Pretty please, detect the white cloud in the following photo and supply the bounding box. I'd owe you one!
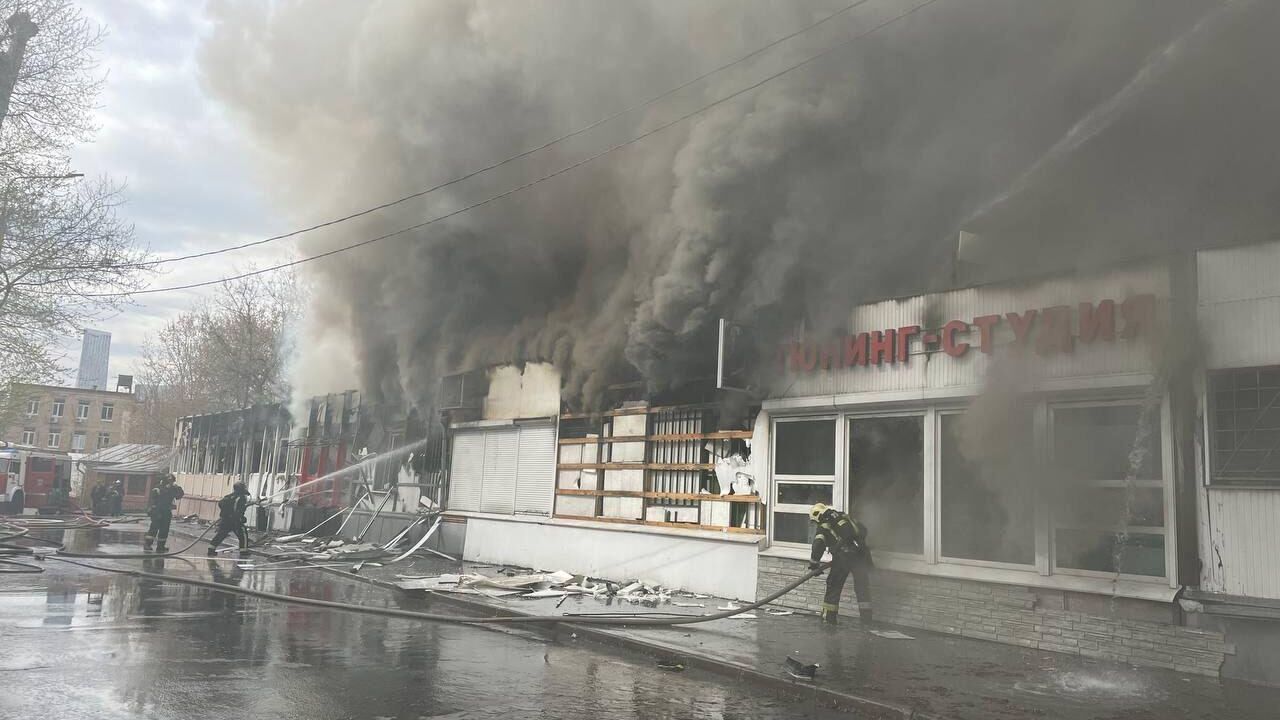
[60,0,289,383]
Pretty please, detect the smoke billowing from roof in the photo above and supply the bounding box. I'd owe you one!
[200,0,1244,413]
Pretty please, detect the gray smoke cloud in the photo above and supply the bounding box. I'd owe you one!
[198,0,1235,414]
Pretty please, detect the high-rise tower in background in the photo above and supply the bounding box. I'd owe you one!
[75,329,111,390]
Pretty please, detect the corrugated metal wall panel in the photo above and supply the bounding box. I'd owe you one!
[1199,243,1280,369]
[777,265,1169,399]
[480,428,518,514]
[448,432,485,511]
[514,424,555,515]
[1204,488,1280,599]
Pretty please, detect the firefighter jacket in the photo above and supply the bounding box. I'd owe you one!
[148,484,185,516]
[218,493,249,525]
[810,510,870,564]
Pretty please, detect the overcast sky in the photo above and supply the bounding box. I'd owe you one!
[63,0,293,384]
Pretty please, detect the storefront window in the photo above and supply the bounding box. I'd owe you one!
[772,419,835,544]
[848,416,923,555]
[1051,402,1165,578]
[940,412,1035,565]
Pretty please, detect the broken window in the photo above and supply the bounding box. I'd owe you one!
[771,418,835,544]
[939,412,1036,565]
[848,416,923,555]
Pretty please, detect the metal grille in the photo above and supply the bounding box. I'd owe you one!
[1209,366,1280,485]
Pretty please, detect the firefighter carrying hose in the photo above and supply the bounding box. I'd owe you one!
[208,482,251,556]
[144,473,184,552]
[808,503,874,626]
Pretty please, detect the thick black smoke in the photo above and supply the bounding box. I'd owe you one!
[199,0,1248,414]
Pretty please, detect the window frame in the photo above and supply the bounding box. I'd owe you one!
[76,400,91,421]
[47,431,61,448]
[21,429,36,445]
[51,399,65,419]
[71,432,86,452]
[769,416,839,548]
[766,390,1176,589]
[100,402,114,422]
[25,399,38,416]
[935,407,1038,572]
[97,432,111,449]
[845,409,930,562]
[1046,397,1175,584]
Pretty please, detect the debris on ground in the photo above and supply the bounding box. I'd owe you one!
[868,629,914,640]
[784,656,819,681]
[656,659,686,672]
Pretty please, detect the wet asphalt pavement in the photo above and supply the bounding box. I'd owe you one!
[0,527,850,720]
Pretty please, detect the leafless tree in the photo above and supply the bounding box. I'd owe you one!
[135,273,299,444]
[0,0,104,169]
[0,1,150,428]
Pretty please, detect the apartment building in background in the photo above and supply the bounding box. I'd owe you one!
[3,383,138,453]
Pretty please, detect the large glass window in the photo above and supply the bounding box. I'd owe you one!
[940,412,1035,565]
[1051,402,1165,578]
[848,416,923,555]
[1208,366,1280,486]
[772,419,835,544]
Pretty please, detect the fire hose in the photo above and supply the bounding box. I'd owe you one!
[41,554,827,626]
[3,519,828,625]
[0,520,216,566]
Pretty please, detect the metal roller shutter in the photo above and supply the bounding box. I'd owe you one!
[448,431,485,511]
[514,424,556,515]
[480,427,518,514]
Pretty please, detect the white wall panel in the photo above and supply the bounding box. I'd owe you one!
[1199,242,1280,369]
[462,515,760,599]
[1202,488,1280,599]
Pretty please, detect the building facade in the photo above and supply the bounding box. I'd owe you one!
[433,243,1280,684]
[3,383,137,454]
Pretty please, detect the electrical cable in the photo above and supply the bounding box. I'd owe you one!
[75,0,944,299]
[89,1,875,272]
[44,555,826,627]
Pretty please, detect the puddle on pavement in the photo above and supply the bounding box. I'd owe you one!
[1,526,854,720]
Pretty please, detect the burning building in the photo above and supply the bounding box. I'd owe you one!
[199,0,1280,684]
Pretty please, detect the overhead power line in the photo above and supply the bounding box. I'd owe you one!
[139,0,875,269]
[81,0,944,298]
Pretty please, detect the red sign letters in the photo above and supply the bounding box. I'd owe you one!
[781,294,1156,373]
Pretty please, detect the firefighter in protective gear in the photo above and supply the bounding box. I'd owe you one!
[144,473,185,552]
[208,481,251,556]
[809,503,873,626]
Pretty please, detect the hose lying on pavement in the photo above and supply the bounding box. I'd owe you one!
[45,554,826,626]
[0,521,216,567]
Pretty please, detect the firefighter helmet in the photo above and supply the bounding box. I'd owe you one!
[809,503,830,522]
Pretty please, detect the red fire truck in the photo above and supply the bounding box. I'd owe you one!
[0,443,73,514]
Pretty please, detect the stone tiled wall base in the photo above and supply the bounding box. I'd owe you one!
[758,556,1227,677]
